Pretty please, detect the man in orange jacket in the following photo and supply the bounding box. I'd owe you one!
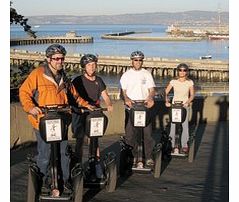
[19,44,93,192]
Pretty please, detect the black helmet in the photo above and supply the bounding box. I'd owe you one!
[176,63,189,71]
[45,44,67,58]
[130,51,144,60]
[80,54,98,68]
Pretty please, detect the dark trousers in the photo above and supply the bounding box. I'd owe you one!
[124,109,154,162]
[72,113,87,163]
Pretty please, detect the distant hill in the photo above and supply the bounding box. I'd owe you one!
[27,10,228,27]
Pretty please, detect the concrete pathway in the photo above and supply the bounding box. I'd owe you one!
[10,121,228,202]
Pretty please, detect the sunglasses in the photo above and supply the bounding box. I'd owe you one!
[51,57,65,61]
[178,69,187,72]
[133,59,143,62]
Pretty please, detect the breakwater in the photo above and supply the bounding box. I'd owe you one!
[101,31,203,41]
[10,49,229,81]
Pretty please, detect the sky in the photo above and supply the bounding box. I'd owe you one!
[11,0,229,16]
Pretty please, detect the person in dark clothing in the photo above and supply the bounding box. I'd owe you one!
[71,54,113,178]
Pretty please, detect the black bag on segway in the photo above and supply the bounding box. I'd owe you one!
[39,112,70,143]
[169,104,187,124]
[129,104,151,127]
[85,111,108,138]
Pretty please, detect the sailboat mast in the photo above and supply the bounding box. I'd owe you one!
[217,4,221,33]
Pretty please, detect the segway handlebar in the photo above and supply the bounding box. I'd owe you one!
[171,101,183,107]
[166,100,184,108]
[39,105,108,115]
[80,107,108,113]
[130,100,148,109]
[132,100,145,103]
[39,104,72,114]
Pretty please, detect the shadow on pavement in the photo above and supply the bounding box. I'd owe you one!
[201,96,229,202]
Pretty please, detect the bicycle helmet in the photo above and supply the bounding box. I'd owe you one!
[80,54,98,68]
[130,51,144,60]
[45,44,67,58]
[176,63,189,71]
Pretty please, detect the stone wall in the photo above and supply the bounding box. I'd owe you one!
[10,95,228,148]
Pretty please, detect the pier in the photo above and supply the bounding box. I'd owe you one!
[10,49,229,81]
[10,31,93,46]
[165,25,229,39]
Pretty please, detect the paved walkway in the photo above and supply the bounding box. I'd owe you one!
[10,121,228,202]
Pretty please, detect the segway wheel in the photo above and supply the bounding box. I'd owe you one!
[27,167,40,202]
[154,149,162,178]
[105,160,117,192]
[188,138,195,163]
[119,149,133,177]
[72,164,84,202]
[73,177,83,202]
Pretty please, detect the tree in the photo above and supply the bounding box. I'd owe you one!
[10,1,37,38]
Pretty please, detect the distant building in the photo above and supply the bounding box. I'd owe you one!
[66,31,78,38]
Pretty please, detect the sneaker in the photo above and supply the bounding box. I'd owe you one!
[95,163,104,179]
[181,147,189,154]
[63,182,72,194]
[41,184,49,194]
[146,159,155,166]
[173,147,179,154]
[136,162,144,169]
[41,177,49,194]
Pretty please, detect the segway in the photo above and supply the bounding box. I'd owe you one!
[27,105,83,202]
[119,101,162,178]
[169,101,195,162]
[81,107,117,192]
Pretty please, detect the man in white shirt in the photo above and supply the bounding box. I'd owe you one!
[120,51,156,168]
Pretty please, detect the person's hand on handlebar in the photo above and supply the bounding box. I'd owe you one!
[124,97,134,108]
[144,98,154,108]
[165,102,171,107]
[29,106,42,116]
[183,102,190,108]
[86,104,95,111]
[107,105,113,112]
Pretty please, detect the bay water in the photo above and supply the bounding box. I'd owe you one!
[10,24,229,91]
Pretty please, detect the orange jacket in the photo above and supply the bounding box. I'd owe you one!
[19,63,89,129]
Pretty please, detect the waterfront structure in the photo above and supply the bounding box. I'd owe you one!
[208,34,229,40]
[10,31,93,46]
[101,31,203,41]
[10,49,229,82]
[165,24,229,40]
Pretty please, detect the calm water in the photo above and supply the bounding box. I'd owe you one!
[10,24,229,60]
[10,24,229,92]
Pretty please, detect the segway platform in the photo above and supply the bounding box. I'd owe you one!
[83,177,106,189]
[40,194,72,201]
[171,151,188,157]
[132,166,152,174]
[39,189,72,201]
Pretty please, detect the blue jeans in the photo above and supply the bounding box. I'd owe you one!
[34,129,70,182]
